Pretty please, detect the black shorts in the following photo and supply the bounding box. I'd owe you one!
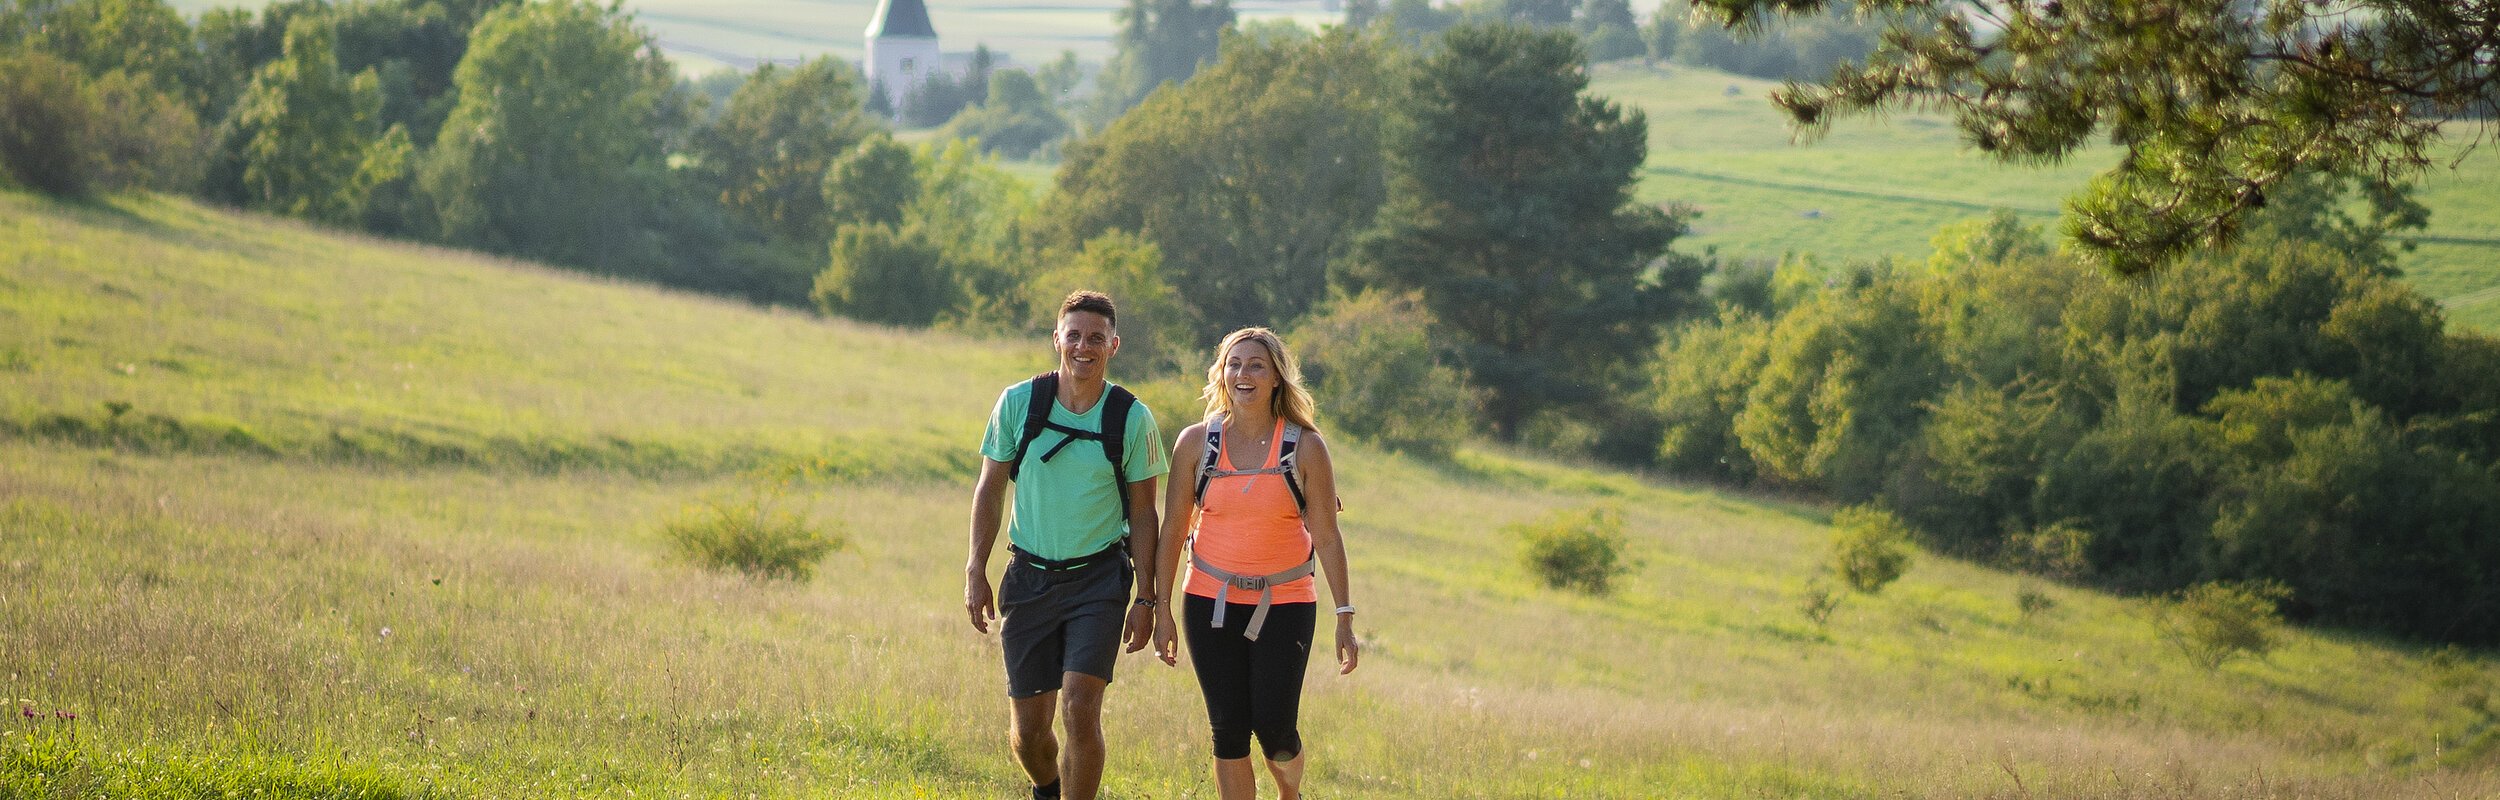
[998,555,1133,698]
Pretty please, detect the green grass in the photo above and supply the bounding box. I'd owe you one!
[4,189,2497,797]
[1593,62,2500,330]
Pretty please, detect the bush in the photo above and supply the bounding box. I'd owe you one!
[1290,290,1479,457]
[1510,506,1633,594]
[2152,580,2291,671]
[663,483,844,581]
[1798,578,1842,626]
[1828,505,1912,594]
[2015,584,2056,623]
[813,223,959,327]
[0,50,104,196]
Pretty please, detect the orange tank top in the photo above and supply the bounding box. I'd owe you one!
[1183,418,1316,604]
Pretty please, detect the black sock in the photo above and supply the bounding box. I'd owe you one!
[1032,779,1061,799]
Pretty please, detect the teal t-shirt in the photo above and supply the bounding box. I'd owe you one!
[981,377,1168,560]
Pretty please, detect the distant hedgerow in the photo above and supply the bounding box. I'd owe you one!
[663,482,843,581]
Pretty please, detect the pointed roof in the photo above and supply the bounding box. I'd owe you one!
[866,0,937,39]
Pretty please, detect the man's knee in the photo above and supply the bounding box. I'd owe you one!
[1012,692,1058,740]
[1058,673,1108,729]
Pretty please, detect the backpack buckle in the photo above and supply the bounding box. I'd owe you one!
[1230,574,1268,591]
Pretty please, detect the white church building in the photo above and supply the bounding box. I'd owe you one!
[864,0,941,108]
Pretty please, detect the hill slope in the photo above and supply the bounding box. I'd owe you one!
[2,190,2496,798]
[1598,63,2500,330]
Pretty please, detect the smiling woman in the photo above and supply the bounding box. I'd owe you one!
[1148,326,1360,800]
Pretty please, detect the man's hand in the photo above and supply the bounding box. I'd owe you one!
[1121,602,1154,653]
[965,571,997,633]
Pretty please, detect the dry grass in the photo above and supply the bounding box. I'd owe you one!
[1,190,2496,797]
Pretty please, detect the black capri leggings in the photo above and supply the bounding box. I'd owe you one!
[1182,594,1316,761]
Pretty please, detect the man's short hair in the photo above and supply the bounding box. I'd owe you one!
[1060,290,1117,328]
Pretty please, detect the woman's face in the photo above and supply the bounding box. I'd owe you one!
[1221,339,1278,414]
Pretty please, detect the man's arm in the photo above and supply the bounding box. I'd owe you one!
[966,457,1013,634]
[1120,475,1160,653]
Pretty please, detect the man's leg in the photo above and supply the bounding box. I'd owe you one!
[1011,691,1060,793]
[1057,672,1110,800]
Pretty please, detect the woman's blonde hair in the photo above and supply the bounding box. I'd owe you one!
[1200,327,1318,432]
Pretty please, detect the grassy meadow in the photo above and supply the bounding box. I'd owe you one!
[6,189,2500,798]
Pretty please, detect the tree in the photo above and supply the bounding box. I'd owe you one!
[1053,28,1393,335]
[1694,0,2500,275]
[419,0,680,273]
[1098,0,1236,117]
[227,18,412,225]
[21,0,194,99]
[1291,290,1480,456]
[1354,23,1695,436]
[824,135,922,230]
[940,69,1073,159]
[692,57,873,243]
[0,49,103,196]
[814,223,958,326]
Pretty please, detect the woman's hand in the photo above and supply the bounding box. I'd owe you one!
[1153,607,1180,666]
[1334,615,1360,674]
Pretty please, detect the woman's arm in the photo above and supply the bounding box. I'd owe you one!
[1298,431,1359,674]
[1150,421,1207,666]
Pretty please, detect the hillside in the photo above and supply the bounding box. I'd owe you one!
[1594,63,2500,331]
[3,189,2497,798]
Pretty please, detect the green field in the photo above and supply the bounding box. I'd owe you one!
[1591,63,2500,330]
[6,189,2498,797]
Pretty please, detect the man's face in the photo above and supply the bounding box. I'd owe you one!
[1053,310,1119,382]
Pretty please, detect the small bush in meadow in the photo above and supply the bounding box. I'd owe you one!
[663,483,843,581]
[2153,580,2291,671]
[1799,579,1842,626]
[1510,506,1632,594]
[1828,505,1912,594]
[2016,584,2057,623]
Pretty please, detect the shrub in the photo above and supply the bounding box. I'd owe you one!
[2015,584,2057,623]
[813,223,958,327]
[1798,578,1842,626]
[0,50,104,196]
[1290,290,1479,458]
[1510,506,1633,594]
[663,483,843,581]
[1828,505,1912,594]
[2152,580,2291,671]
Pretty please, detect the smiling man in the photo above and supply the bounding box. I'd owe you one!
[965,290,1167,800]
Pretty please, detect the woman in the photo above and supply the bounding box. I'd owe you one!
[1150,327,1359,800]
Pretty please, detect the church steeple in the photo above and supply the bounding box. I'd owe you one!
[865,0,941,109]
[866,0,937,39]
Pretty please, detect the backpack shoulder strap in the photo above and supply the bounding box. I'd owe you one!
[1194,416,1224,503]
[1101,384,1136,521]
[1277,424,1307,511]
[1008,372,1058,482]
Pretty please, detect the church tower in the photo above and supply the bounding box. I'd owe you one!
[865,0,940,109]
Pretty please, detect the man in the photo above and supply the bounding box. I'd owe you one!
[966,290,1167,800]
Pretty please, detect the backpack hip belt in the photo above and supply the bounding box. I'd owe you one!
[1009,539,1129,574]
[1191,550,1316,641]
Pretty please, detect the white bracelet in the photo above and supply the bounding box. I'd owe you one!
[1334,605,1356,616]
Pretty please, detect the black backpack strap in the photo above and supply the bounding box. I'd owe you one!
[1194,417,1224,503]
[1100,384,1135,522]
[1008,372,1059,483]
[1009,371,1138,524]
